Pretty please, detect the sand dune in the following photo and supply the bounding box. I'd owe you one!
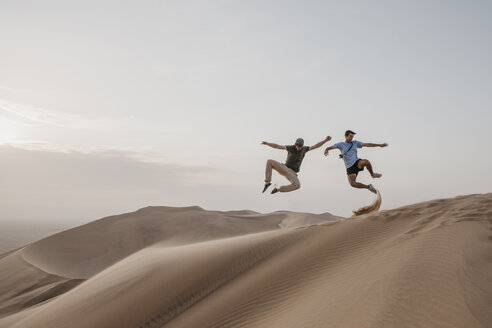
[0,220,79,255]
[1,194,491,328]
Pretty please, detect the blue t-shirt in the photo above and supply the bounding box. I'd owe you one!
[332,140,365,168]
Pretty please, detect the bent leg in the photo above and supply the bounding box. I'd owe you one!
[348,174,368,189]
[358,159,375,177]
[272,163,301,192]
[279,172,300,192]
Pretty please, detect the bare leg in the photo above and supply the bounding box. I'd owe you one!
[358,159,382,178]
[348,174,369,189]
[358,159,375,177]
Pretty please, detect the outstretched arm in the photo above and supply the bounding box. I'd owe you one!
[261,141,286,150]
[324,145,335,156]
[363,143,388,148]
[308,136,332,151]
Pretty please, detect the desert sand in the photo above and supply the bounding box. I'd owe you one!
[0,194,491,328]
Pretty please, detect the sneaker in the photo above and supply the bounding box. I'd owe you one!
[368,184,377,194]
[262,182,272,193]
[271,187,279,194]
[372,173,382,178]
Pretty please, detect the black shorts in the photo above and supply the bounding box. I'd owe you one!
[346,159,364,176]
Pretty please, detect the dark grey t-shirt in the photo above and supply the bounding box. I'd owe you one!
[285,145,310,173]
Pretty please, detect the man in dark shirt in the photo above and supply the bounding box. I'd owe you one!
[261,136,331,194]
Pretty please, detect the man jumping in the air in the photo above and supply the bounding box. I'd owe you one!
[262,136,331,194]
[324,130,388,194]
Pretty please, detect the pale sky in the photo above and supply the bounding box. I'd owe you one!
[0,0,491,224]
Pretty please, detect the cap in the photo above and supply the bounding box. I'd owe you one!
[345,130,356,136]
[295,138,304,146]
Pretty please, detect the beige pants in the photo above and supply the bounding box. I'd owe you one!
[265,159,301,192]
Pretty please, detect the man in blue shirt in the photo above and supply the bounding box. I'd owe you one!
[324,130,388,194]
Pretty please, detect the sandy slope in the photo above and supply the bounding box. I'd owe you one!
[0,206,339,327]
[1,194,491,328]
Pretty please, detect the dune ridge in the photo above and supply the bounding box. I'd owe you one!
[1,194,491,328]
